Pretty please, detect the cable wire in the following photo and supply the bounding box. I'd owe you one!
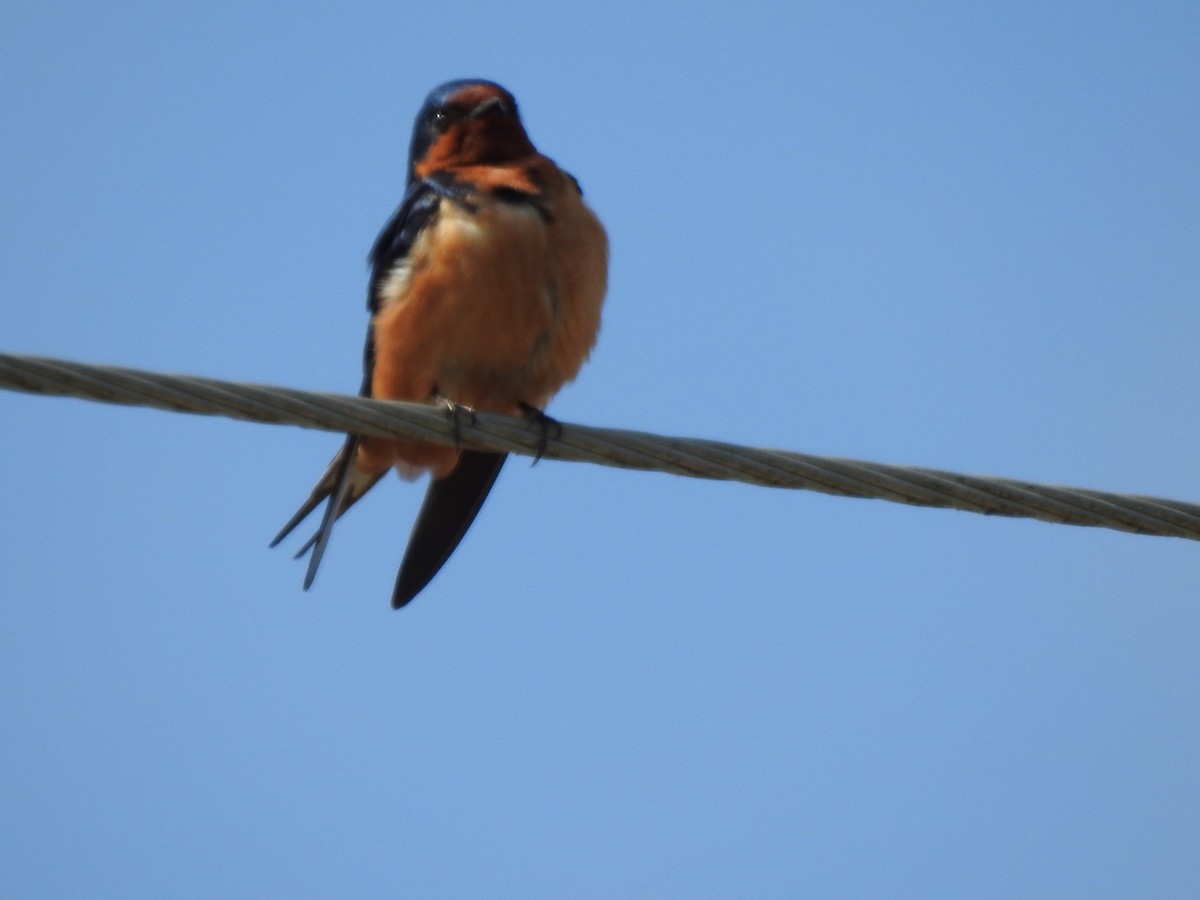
[2,351,1198,542]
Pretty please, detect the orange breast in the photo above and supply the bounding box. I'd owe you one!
[359,162,607,479]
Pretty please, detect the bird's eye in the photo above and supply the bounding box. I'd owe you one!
[432,106,458,130]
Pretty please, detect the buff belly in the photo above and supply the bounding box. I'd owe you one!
[359,193,605,478]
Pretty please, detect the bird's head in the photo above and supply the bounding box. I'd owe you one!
[408,79,536,181]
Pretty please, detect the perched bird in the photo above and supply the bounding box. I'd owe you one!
[272,79,608,608]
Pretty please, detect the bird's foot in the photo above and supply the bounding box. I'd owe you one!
[436,395,477,448]
[518,402,562,464]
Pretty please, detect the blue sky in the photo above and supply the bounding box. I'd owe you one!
[2,2,1198,896]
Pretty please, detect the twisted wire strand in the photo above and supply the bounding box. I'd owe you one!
[2,351,1198,542]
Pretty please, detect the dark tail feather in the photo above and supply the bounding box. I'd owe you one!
[392,451,507,608]
[289,461,386,561]
[300,439,358,590]
[272,436,384,590]
[270,489,328,550]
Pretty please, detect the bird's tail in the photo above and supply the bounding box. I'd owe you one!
[271,436,386,589]
[392,451,507,608]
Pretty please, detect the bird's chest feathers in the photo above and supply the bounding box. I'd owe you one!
[373,197,559,404]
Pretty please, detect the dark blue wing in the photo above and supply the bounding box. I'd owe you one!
[367,173,480,314]
[367,180,442,315]
[274,174,508,606]
[272,178,449,578]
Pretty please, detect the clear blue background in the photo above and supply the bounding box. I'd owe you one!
[2,2,1198,897]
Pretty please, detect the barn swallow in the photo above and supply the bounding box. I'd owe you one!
[272,79,608,608]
